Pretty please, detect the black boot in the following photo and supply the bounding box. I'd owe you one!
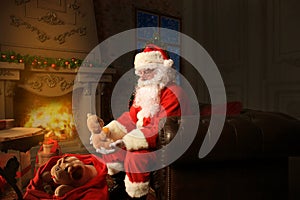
[108,172,127,200]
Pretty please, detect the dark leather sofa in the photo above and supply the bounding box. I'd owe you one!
[151,109,300,200]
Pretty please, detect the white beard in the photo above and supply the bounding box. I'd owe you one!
[134,85,160,120]
[134,66,175,128]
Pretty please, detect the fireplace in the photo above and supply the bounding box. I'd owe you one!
[14,89,76,141]
[1,62,116,147]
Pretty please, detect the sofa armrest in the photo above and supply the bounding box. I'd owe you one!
[157,116,181,148]
[151,116,180,200]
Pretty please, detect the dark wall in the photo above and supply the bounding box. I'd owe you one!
[92,0,300,118]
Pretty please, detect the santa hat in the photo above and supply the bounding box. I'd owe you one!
[134,44,174,71]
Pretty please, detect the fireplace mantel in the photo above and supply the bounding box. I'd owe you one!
[18,67,116,97]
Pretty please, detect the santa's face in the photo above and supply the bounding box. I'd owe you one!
[136,68,156,81]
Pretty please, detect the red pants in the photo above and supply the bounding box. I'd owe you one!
[103,149,156,182]
[102,149,156,198]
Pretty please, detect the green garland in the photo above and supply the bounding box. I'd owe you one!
[0,51,102,69]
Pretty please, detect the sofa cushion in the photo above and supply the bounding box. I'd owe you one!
[200,101,243,117]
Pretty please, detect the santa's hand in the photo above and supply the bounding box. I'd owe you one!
[90,131,108,145]
[109,139,125,149]
[90,134,111,149]
[95,147,116,154]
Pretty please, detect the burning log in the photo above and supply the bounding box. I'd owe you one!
[23,102,77,141]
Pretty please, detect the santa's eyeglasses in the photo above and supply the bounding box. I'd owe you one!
[136,68,156,76]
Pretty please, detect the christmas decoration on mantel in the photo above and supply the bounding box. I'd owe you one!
[0,51,103,70]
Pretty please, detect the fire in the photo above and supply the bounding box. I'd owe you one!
[24,102,77,140]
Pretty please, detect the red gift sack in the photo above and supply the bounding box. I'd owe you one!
[23,154,108,200]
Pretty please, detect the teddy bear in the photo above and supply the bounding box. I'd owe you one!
[86,113,125,149]
[47,156,98,197]
[40,171,55,195]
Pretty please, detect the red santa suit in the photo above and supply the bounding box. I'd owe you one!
[98,44,192,198]
[102,83,191,198]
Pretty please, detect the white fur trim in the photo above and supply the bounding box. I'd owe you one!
[164,59,174,67]
[105,120,127,135]
[135,63,165,71]
[123,129,149,151]
[106,162,124,175]
[136,111,145,128]
[124,175,150,198]
[135,51,164,65]
[134,51,173,70]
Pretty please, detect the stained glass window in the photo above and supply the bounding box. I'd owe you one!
[136,10,181,72]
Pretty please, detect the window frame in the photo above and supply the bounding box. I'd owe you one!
[135,9,182,73]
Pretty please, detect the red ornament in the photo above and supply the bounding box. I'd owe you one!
[44,61,48,65]
[19,59,24,63]
[10,55,15,60]
[51,63,56,68]
[31,62,37,66]
[1,54,6,59]
[71,58,76,62]
[65,61,70,65]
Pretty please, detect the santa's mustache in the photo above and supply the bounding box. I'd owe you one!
[136,66,175,88]
[138,78,158,87]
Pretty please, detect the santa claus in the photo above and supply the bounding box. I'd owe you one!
[90,44,191,199]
